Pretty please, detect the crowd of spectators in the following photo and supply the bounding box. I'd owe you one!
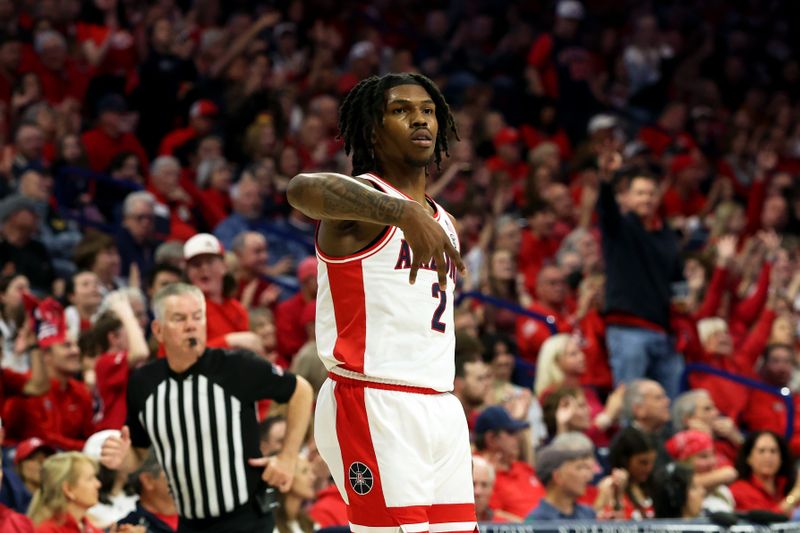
[0,0,799,530]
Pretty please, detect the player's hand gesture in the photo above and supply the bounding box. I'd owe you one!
[249,453,296,492]
[399,201,465,289]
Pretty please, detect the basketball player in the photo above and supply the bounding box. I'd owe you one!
[287,73,477,532]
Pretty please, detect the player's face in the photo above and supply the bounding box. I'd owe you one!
[374,84,439,170]
[153,293,207,357]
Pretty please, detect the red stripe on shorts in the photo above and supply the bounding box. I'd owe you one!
[429,503,477,525]
[333,382,430,527]
[327,262,367,373]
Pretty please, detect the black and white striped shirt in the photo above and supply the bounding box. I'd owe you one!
[126,348,296,527]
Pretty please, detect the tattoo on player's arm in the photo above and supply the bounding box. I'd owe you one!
[322,177,406,224]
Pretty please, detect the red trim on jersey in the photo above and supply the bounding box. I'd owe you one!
[329,372,441,395]
[315,226,397,263]
[327,263,368,373]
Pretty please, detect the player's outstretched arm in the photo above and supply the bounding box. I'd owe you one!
[288,172,465,288]
[287,172,408,226]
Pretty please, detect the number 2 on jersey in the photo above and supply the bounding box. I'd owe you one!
[431,283,447,333]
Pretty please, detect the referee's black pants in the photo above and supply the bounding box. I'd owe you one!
[178,505,275,533]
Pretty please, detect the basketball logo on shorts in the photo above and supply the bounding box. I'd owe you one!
[348,462,373,495]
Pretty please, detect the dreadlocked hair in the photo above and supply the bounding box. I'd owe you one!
[338,73,459,176]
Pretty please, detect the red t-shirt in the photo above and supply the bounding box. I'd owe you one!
[515,302,572,363]
[0,368,28,409]
[24,59,89,105]
[0,504,34,533]
[81,127,148,173]
[33,514,103,533]
[577,309,613,390]
[730,475,788,514]
[308,485,348,527]
[205,296,249,345]
[75,23,137,77]
[275,292,312,361]
[2,377,94,450]
[151,511,179,531]
[527,33,559,99]
[94,350,130,431]
[662,186,707,218]
[487,460,545,518]
[159,126,197,156]
[518,229,560,294]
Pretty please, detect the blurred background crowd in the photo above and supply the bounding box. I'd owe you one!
[0,0,800,530]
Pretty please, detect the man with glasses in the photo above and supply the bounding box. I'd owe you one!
[117,191,162,280]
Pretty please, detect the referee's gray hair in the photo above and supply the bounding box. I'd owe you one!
[152,283,205,321]
[671,389,710,431]
[122,191,156,217]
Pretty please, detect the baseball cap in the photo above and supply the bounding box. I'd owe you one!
[587,114,617,135]
[556,0,585,20]
[665,430,713,461]
[297,256,318,282]
[535,438,593,485]
[15,437,55,464]
[474,405,529,434]
[493,127,521,148]
[184,233,224,261]
[189,99,219,119]
[83,429,121,461]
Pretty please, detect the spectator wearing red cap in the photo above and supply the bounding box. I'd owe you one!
[671,389,742,467]
[159,99,218,157]
[486,127,529,185]
[2,298,94,451]
[275,257,317,363]
[661,154,710,219]
[665,430,736,514]
[81,94,148,173]
[182,233,262,354]
[14,437,55,497]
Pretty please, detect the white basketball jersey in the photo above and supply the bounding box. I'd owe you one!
[315,173,460,392]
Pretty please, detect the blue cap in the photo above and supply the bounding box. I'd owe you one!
[475,405,530,434]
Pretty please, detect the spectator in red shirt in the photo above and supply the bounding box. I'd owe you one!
[740,344,800,455]
[518,199,559,294]
[670,389,742,467]
[27,452,103,533]
[147,156,201,242]
[88,291,149,431]
[27,30,88,106]
[231,231,282,311]
[474,405,543,520]
[182,233,262,353]
[661,154,709,220]
[159,99,218,157]
[516,265,572,362]
[81,94,148,174]
[486,127,529,186]
[730,431,800,515]
[274,256,317,362]
[3,298,94,451]
[63,271,102,342]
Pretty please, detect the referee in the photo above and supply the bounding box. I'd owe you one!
[101,283,313,533]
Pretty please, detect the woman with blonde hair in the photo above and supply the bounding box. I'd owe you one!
[28,452,103,532]
[535,333,625,445]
